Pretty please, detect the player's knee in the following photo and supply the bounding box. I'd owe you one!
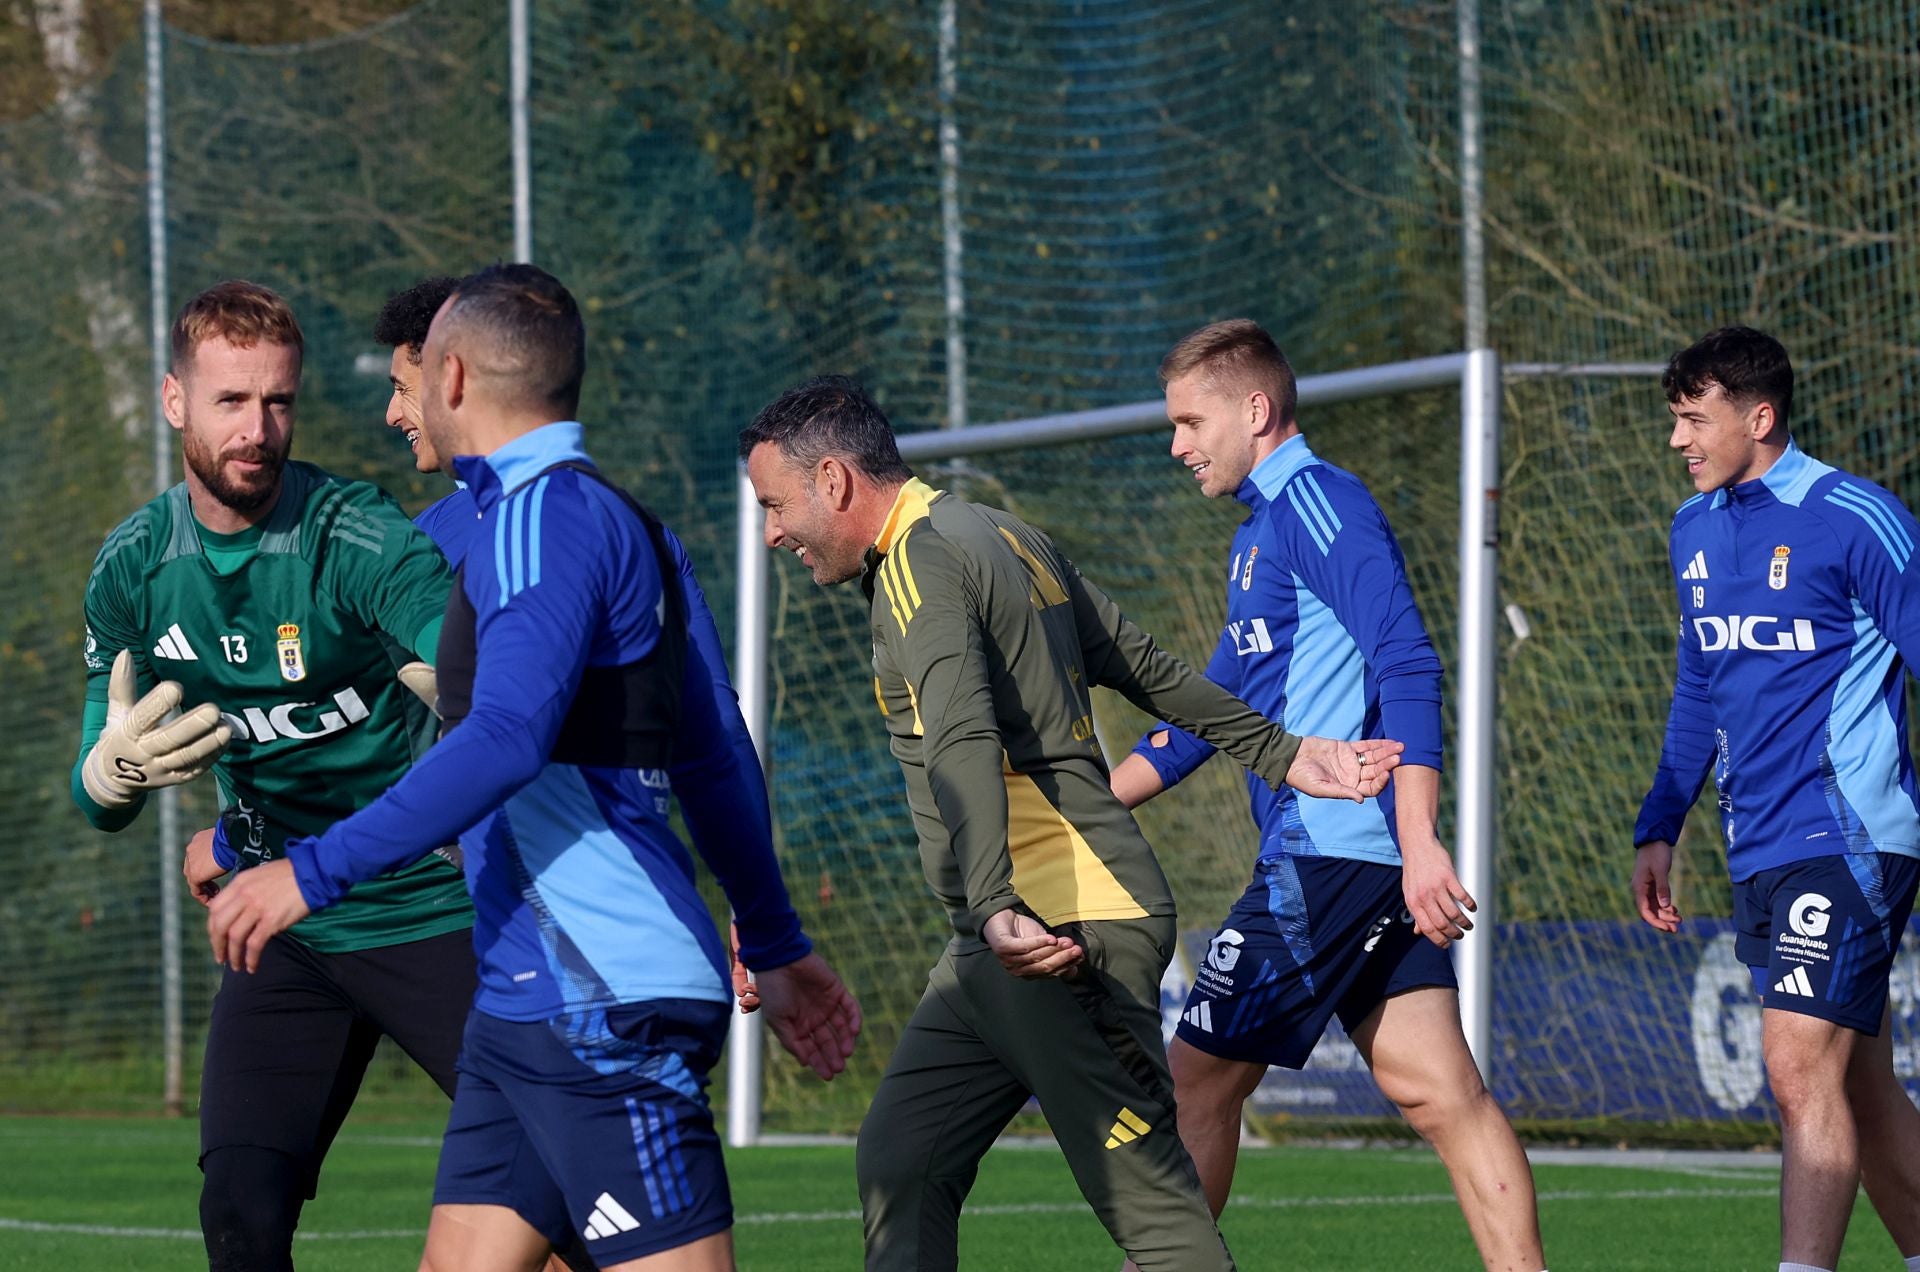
[855,1125,918,1198]
[200,1145,305,1272]
[1381,1069,1482,1141]
[1169,1041,1263,1116]
[857,1122,970,1211]
[1765,1038,1851,1117]
[1767,1053,1846,1118]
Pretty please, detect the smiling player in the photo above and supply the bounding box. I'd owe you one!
[1635,326,1920,1272]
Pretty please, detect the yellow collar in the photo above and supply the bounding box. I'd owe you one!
[873,477,942,554]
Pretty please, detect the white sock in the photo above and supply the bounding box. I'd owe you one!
[1778,1263,1831,1272]
[1903,1256,1920,1272]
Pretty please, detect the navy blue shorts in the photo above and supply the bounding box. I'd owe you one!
[1733,851,1919,1034]
[1174,855,1456,1068]
[434,999,733,1263]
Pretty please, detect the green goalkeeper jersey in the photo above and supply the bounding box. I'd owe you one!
[73,461,471,953]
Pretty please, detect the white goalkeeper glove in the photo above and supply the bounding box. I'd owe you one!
[396,661,439,717]
[81,649,232,810]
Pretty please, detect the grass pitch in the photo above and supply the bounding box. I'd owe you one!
[0,1113,1899,1269]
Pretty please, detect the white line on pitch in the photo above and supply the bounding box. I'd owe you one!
[0,1186,1774,1243]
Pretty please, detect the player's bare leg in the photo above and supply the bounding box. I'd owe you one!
[1846,1004,1920,1256]
[1166,1038,1268,1217]
[1115,1039,1263,1272]
[1848,1007,1920,1254]
[1763,1009,1860,1268]
[1352,987,1543,1272]
[599,1231,732,1271]
[423,1204,734,1272]
[421,1203,554,1272]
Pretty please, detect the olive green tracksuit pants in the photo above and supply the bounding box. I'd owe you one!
[856,914,1235,1272]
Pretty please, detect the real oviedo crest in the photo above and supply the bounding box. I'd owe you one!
[1768,545,1790,592]
[277,623,307,682]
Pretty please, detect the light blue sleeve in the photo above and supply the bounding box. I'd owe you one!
[1277,468,1445,767]
[1834,479,1920,666]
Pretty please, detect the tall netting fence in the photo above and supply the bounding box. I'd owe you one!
[3,0,1918,1142]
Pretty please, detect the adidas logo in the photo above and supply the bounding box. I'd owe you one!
[1681,550,1710,581]
[152,623,198,661]
[1103,1106,1152,1150]
[1772,966,1816,998]
[582,1191,642,1241]
[1182,1002,1214,1033]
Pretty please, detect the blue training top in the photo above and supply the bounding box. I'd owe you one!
[410,481,773,948]
[1131,435,1444,865]
[288,421,809,1020]
[1635,441,1920,881]
[413,482,479,567]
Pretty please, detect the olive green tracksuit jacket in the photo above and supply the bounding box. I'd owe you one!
[855,477,1304,1272]
[863,476,1302,943]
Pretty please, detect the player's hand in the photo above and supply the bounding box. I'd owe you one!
[753,952,861,1080]
[730,922,761,1014]
[1632,840,1682,933]
[82,650,231,809]
[1400,835,1475,948]
[1285,735,1404,803]
[981,909,1084,980]
[183,826,228,907]
[397,661,439,717]
[206,859,310,973]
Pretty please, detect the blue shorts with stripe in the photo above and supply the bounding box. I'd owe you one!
[434,999,732,1263]
[1733,851,1919,1034]
[1174,855,1455,1069]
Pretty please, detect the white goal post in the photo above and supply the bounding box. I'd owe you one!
[726,350,1664,1146]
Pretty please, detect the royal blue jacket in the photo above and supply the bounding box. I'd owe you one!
[1635,442,1920,881]
[1131,435,1444,864]
[288,422,808,1019]
[413,483,479,566]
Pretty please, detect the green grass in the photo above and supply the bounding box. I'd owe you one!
[0,1114,1902,1269]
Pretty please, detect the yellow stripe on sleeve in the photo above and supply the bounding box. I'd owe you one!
[894,530,924,610]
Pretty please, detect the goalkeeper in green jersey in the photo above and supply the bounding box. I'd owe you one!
[73,281,476,1272]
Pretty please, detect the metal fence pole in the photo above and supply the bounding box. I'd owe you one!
[144,0,185,1120]
[509,0,532,262]
[937,0,968,430]
[1458,0,1487,350]
[1454,347,1502,1080]
[727,470,770,1146]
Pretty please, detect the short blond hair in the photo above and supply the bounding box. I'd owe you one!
[170,280,303,374]
[1159,319,1296,426]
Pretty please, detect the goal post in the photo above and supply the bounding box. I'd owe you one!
[727,351,1664,1144]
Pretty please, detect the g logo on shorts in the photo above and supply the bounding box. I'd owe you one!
[1205,929,1244,974]
[1788,893,1831,939]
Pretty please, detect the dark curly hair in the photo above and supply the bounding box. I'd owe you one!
[373,275,459,364]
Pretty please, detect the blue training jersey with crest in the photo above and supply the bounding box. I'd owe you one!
[1635,441,1920,881]
[1131,435,1444,864]
[288,421,808,1020]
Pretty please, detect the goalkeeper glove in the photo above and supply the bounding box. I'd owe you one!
[396,661,439,717]
[81,650,232,810]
